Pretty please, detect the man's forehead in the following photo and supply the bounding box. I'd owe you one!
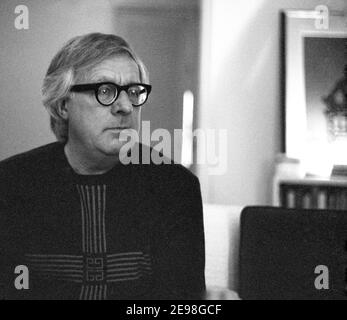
[80,56,140,83]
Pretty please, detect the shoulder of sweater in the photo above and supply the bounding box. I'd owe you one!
[0,141,63,177]
[139,143,199,185]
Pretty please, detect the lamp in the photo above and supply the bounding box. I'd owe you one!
[323,65,347,137]
[322,65,347,177]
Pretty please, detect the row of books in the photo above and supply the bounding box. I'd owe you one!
[279,183,347,210]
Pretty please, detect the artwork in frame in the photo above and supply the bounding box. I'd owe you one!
[283,9,347,176]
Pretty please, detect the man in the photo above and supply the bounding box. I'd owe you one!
[0,33,205,300]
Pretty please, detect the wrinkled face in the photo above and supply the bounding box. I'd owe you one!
[65,55,142,157]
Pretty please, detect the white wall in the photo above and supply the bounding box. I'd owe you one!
[198,0,347,206]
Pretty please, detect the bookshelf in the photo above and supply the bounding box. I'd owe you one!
[273,178,347,210]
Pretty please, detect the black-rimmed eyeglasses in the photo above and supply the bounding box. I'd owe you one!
[69,82,152,107]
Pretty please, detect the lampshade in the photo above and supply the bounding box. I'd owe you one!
[323,66,347,137]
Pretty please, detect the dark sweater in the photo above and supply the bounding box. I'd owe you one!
[0,142,205,300]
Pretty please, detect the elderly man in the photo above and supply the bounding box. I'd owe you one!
[0,33,205,300]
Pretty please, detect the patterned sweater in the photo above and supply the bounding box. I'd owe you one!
[0,142,205,300]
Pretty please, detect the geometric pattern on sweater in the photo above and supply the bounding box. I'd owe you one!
[25,184,152,300]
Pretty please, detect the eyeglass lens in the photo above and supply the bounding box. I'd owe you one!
[97,84,148,106]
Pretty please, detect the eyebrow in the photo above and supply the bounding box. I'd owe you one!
[89,77,143,86]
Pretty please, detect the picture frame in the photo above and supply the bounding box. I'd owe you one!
[283,9,347,174]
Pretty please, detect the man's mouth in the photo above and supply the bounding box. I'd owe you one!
[107,126,131,130]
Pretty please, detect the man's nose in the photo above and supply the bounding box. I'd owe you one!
[110,90,133,115]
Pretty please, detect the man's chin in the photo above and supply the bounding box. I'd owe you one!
[96,142,119,156]
[103,147,121,156]
[100,140,130,157]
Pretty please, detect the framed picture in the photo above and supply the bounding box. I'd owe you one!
[283,9,347,175]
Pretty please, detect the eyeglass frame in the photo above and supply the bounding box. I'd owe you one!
[69,82,152,107]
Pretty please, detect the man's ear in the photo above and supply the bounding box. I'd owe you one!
[58,99,69,120]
